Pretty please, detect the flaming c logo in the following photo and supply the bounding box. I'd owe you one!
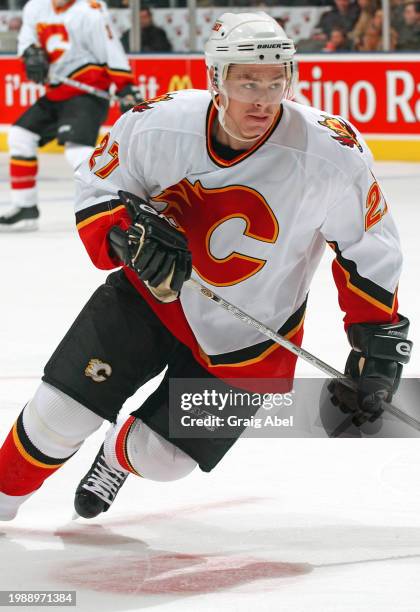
[37,23,70,63]
[152,180,279,287]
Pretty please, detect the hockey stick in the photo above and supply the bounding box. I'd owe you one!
[49,74,116,101]
[51,75,145,109]
[185,278,420,432]
[48,76,129,102]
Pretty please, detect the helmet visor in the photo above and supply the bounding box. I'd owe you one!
[220,62,295,105]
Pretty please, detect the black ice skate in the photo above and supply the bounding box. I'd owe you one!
[74,444,128,519]
[0,205,39,231]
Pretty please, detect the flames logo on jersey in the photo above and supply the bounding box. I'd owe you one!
[37,23,70,63]
[84,359,112,383]
[318,115,363,153]
[132,94,174,113]
[152,179,279,287]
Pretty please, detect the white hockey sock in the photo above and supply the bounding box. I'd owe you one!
[103,416,197,481]
[9,126,40,208]
[0,383,103,520]
[23,382,104,458]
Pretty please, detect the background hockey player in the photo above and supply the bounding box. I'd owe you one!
[0,0,142,231]
[0,12,412,521]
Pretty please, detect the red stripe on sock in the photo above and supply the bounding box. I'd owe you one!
[0,426,61,496]
[115,416,139,475]
[11,180,36,190]
[10,160,38,191]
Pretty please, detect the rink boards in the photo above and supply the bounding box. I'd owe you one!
[0,52,419,161]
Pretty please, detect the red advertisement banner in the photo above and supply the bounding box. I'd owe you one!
[296,55,420,136]
[1,54,419,136]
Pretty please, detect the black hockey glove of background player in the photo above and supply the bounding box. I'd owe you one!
[22,45,49,84]
[117,84,144,114]
[328,316,412,424]
[108,191,192,303]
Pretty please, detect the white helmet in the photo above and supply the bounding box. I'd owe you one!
[205,12,296,91]
[205,12,297,142]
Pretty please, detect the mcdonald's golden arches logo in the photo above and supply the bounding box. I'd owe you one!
[168,74,193,91]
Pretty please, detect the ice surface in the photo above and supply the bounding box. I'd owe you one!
[0,153,420,611]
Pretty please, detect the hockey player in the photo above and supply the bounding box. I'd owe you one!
[0,12,412,521]
[0,0,142,231]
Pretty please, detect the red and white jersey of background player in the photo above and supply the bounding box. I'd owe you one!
[18,0,133,101]
[75,89,401,380]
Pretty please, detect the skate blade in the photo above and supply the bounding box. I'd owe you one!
[0,219,39,232]
[72,511,80,520]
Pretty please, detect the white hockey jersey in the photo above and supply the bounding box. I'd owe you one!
[74,90,401,380]
[19,0,133,101]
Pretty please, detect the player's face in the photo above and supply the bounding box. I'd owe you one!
[221,64,288,140]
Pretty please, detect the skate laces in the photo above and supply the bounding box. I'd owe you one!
[82,454,127,505]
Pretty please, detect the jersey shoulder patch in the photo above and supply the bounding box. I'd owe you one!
[131,93,175,114]
[318,114,363,153]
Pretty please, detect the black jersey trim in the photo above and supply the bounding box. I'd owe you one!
[15,410,73,467]
[68,63,106,78]
[206,296,307,366]
[75,200,121,225]
[212,139,247,161]
[47,63,107,88]
[328,240,396,308]
[206,101,282,168]
[10,156,37,162]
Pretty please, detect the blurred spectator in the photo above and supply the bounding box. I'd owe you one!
[8,15,22,32]
[1,0,26,6]
[371,7,384,29]
[323,26,352,49]
[296,28,328,52]
[371,8,399,48]
[317,0,360,38]
[397,1,420,49]
[391,0,407,30]
[263,0,337,4]
[122,7,172,52]
[354,12,398,50]
[274,16,288,30]
[0,13,21,51]
[350,0,378,47]
[356,23,382,49]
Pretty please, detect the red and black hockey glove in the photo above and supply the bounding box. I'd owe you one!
[108,191,192,302]
[23,45,49,84]
[328,316,412,425]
